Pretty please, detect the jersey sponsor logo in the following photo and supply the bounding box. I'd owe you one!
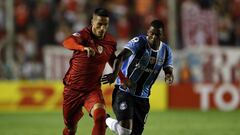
[135,62,159,74]
[97,45,103,54]
[150,57,156,64]
[119,101,127,110]
[140,67,158,74]
[143,68,154,73]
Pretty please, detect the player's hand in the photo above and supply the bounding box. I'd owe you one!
[101,73,117,85]
[84,47,95,57]
[165,74,174,85]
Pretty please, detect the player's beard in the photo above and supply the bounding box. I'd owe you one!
[97,31,105,39]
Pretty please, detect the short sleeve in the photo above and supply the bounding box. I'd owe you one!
[72,32,81,37]
[124,37,141,55]
[72,31,89,45]
[163,46,173,69]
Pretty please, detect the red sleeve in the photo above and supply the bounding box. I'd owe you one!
[62,35,85,51]
[118,71,128,83]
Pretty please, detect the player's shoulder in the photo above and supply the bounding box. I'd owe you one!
[161,42,173,52]
[129,35,147,45]
[161,42,168,48]
[73,26,91,40]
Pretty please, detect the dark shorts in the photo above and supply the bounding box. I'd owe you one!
[112,85,150,135]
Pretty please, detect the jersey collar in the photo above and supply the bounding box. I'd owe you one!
[147,40,162,52]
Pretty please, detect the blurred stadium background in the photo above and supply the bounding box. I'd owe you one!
[0,0,240,135]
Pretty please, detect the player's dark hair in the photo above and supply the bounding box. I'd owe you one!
[94,8,109,17]
[151,20,164,30]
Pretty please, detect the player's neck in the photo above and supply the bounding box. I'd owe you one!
[95,35,104,39]
[149,41,160,51]
[91,32,103,40]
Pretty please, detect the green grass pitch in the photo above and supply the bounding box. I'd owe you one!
[0,110,240,135]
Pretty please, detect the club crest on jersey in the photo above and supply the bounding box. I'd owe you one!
[119,101,127,110]
[97,45,103,54]
[150,57,156,64]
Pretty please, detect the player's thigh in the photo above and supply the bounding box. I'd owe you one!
[63,87,85,126]
[132,98,150,135]
[84,89,105,114]
[112,87,134,121]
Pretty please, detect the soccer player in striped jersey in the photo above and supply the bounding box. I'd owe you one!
[101,19,174,135]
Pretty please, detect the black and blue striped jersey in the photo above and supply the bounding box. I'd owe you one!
[116,35,173,98]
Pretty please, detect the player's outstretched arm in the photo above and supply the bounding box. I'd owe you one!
[62,36,85,51]
[62,36,95,57]
[101,49,132,84]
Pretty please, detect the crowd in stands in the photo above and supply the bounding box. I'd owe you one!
[175,49,240,84]
[178,0,240,48]
[0,0,239,80]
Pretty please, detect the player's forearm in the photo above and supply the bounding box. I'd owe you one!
[62,36,84,51]
[113,57,129,83]
[112,49,132,81]
[107,55,126,81]
[112,57,123,77]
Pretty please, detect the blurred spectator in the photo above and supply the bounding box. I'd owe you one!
[230,0,240,21]
[14,0,29,32]
[109,0,130,41]
[181,0,218,48]
[18,26,38,60]
[116,14,130,40]
[55,22,72,44]
[217,53,231,83]
[20,59,43,79]
[217,14,235,46]
[214,0,235,46]
[72,11,88,32]
[179,59,192,83]
[198,0,213,9]
[155,0,169,42]
[34,2,56,47]
[135,0,153,17]
[231,58,240,83]
[0,2,5,40]
[202,54,215,83]
[233,19,240,46]
[15,25,43,79]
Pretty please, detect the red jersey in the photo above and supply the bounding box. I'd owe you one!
[63,26,116,91]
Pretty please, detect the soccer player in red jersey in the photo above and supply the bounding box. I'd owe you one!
[62,8,117,135]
